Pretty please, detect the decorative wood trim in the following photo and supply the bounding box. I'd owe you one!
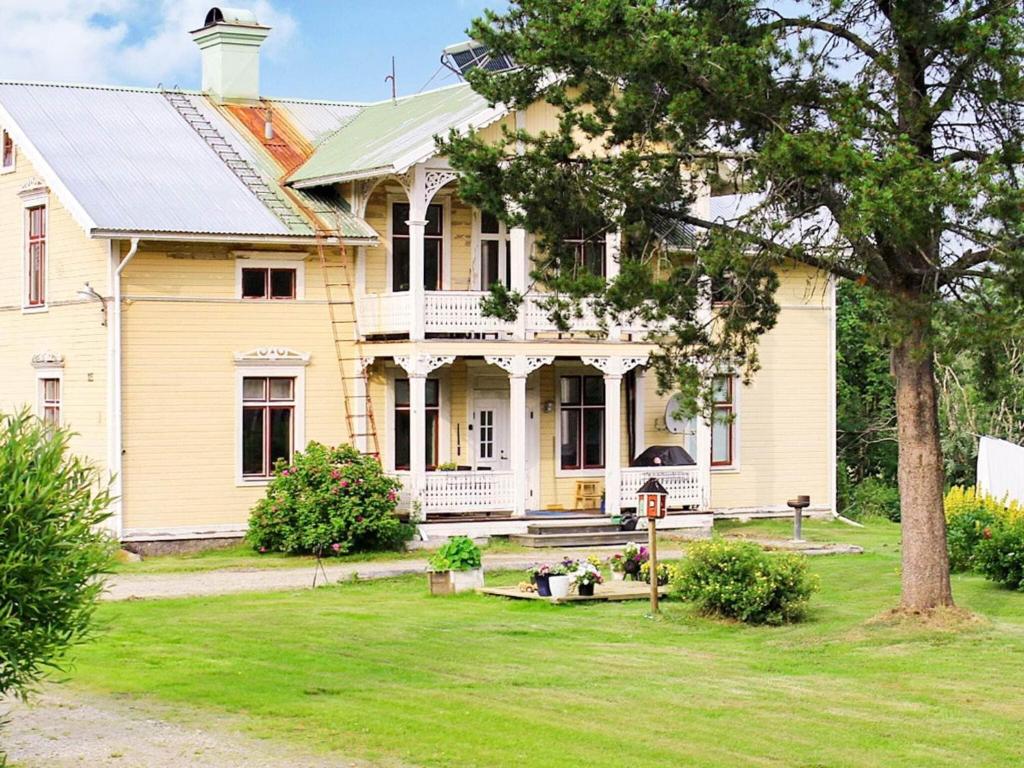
[17,177,48,199]
[581,355,649,377]
[31,351,64,369]
[484,355,554,378]
[233,347,311,366]
[394,354,455,377]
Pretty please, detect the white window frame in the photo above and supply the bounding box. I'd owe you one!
[554,363,607,479]
[234,257,305,300]
[21,189,48,313]
[473,208,511,291]
[35,368,63,426]
[710,373,741,473]
[234,360,307,487]
[385,193,452,294]
[1,127,15,174]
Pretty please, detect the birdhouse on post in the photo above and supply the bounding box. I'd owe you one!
[637,478,668,520]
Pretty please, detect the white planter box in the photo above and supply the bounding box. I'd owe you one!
[449,568,484,593]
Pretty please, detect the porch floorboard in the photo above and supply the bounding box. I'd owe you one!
[480,581,669,604]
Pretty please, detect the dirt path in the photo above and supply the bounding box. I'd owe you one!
[103,548,686,601]
[2,688,380,768]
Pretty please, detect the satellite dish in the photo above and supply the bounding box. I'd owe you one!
[664,395,691,435]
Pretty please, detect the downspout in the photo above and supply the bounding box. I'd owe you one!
[107,237,140,540]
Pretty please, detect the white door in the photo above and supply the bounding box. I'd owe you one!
[474,396,510,471]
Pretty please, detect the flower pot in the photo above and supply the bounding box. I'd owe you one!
[548,574,571,600]
[610,571,625,582]
[534,574,552,597]
[450,568,484,594]
[577,582,595,596]
[428,571,453,596]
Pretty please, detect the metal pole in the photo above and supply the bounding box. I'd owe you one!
[794,506,803,542]
[648,517,659,615]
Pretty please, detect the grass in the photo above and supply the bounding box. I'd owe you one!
[71,518,1024,767]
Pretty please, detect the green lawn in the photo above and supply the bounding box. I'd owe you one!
[74,519,1024,767]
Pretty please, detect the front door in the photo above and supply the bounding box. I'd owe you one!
[474,396,510,471]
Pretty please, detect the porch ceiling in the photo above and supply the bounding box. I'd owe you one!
[360,340,660,361]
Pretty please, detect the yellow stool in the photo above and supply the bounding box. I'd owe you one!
[574,480,602,510]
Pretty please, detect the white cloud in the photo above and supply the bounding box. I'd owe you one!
[0,0,297,87]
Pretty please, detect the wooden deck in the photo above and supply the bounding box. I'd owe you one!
[479,580,669,604]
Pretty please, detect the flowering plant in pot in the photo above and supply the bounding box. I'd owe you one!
[547,558,575,599]
[571,560,604,596]
[619,542,649,580]
[427,536,483,595]
[608,553,626,581]
[529,563,554,597]
[640,560,675,586]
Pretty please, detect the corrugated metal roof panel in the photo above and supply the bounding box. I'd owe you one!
[287,83,493,185]
[267,99,363,145]
[0,82,293,236]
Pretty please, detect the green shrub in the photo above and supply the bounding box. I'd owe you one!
[974,520,1024,590]
[0,410,114,701]
[428,536,482,571]
[944,486,1023,573]
[845,477,901,521]
[247,442,411,555]
[675,539,818,625]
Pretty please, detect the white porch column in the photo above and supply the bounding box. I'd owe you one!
[510,226,528,340]
[395,354,455,517]
[486,355,553,516]
[353,356,374,453]
[696,275,714,509]
[605,229,622,341]
[583,355,649,517]
[407,215,427,340]
[633,366,647,461]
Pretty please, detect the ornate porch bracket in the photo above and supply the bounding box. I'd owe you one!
[484,355,554,378]
[394,354,455,377]
[581,355,649,377]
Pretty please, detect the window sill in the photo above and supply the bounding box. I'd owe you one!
[22,305,48,315]
[0,167,15,175]
[236,478,271,488]
[711,465,740,474]
[555,468,606,479]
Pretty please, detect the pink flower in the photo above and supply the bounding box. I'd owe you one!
[387,489,399,502]
[331,543,341,552]
[259,546,267,553]
[340,480,349,488]
[356,515,364,523]
[330,469,342,480]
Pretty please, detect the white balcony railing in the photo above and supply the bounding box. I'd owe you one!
[392,470,516,515]
[619,466,704,509]
[356,293,414,336]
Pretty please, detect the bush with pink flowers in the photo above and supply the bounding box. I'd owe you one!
[247,442,411,555]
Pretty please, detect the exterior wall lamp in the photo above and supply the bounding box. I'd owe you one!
[77,282,108,326]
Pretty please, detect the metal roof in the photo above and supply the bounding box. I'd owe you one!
[265,98,363,145]
[287,83,500,188]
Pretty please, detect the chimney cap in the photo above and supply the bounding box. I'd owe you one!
[197,7,267,31]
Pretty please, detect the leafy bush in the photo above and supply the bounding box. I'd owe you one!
[675,540,818,625]
[247,442,410,555]
[0,410,114,701]
[944,486,1022,572]
[428,536,481,571]
[974,520,1024,590]
[844,477,901,521]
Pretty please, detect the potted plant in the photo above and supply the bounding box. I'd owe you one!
[529,563,554,597]
[608,553,626,581]
[641,560,675,586]
[427,536,483,595]
[572,559,604,596]
[547,558,575,600]
[619,542,649,581]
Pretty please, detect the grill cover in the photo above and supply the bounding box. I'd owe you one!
[631,445,696,467]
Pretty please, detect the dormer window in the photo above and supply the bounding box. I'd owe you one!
[1,128,14,173]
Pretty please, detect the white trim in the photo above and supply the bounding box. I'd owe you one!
[90,229,377,247]
[384,364,450,473]
[1,127,14,174]
[35,366,63,425]
[553,362,610,479]
[233,257,306,300]
[21,189,49,312]
[385,192,450,294]
[473,207,511,291]
[828,275,838,514]
[710,373,741,473]
[633,367,646,460]
[233,347,312,366]
[234,364,307,487]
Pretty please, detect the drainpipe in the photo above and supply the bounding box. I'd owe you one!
[107,237,140,540]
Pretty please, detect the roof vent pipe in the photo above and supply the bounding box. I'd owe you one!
[191,8,270,103]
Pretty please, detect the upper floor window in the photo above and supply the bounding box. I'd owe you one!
[392,202,443,292]
[479,211,510,290]
[25,204,46,307]
[711,375,735,467]
[39,377,61,426]
[565,227,606,278]
[1,128,14,173]
[560,375,605,470]
[241,376,295,478]
[394,378,440,470]
[241,267,296,300]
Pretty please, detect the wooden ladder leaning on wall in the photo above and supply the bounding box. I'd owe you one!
[315,229,381,461]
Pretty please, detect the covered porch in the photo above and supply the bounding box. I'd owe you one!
[363,352,711,522]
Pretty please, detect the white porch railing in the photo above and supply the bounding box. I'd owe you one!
[619,466,704,509]
[392,470,515,515]
[356,293,414,336]
[423,291,513,335]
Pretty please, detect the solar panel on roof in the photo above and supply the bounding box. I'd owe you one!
[443,43,516,77]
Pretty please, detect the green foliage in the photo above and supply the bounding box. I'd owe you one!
[944,486,1023,574]
[675,539,818,625]
[247,443,410,556]
[974,521,1024,590]
[844,477,901,522]
[428,536,482,572]
[0,410,114,701]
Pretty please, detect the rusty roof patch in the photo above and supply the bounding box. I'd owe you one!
[225,103,311,175]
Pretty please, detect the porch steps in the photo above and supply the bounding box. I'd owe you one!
[510,520,648,548]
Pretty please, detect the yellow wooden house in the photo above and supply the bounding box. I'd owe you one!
[0,8,836,544]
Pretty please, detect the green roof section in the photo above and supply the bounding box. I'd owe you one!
[286,84,495,187]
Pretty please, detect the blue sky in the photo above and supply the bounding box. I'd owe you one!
[0,1,506,102]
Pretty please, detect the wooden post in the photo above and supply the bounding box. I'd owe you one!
[648,517,659,614]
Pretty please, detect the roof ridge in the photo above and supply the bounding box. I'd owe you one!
[0,79,202,95]
[263,95,368,107]
[361,80,474,108]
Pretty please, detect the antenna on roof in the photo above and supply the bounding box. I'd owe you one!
[385,56,397,104]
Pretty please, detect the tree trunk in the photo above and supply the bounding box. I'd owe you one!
[891,314,954,610]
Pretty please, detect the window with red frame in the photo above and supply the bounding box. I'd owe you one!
[241,267,296,300]
[26,204,46,306]
[394,378,440,470]
[241,377,295,478]
[40,378,60,426]
[560,375,605,470]
[2,129,13,170]
[711,375,735,466]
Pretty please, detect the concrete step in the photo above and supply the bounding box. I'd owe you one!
[508,530,649,548]
[525,521,625,535]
